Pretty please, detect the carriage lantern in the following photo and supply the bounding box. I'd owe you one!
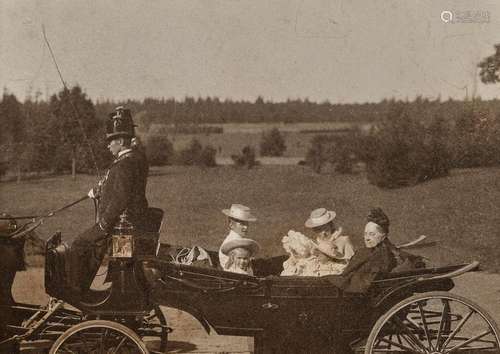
[111,211,134,258]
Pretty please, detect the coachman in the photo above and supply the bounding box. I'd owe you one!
[68,106,149,294]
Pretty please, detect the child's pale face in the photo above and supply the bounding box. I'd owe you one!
[231,248,251,270]
[295,245,311,258]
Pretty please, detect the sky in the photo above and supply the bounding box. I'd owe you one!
[1,0,500,103]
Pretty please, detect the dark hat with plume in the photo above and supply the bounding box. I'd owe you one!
[367,207,390,234]
[106,106,136,141]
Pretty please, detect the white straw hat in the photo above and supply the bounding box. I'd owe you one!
[304,208,336,228]
[222,204,257,222]
[220,238,260,255]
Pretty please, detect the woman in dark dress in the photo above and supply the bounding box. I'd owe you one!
[337,208,398,293]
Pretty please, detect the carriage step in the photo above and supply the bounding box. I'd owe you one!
[20,339,53,353]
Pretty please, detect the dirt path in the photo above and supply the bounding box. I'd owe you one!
[12,268,500,353]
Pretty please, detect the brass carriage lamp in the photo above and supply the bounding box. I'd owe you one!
[111,211,134,258]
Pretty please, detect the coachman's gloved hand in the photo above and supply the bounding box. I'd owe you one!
[88,187,101,199]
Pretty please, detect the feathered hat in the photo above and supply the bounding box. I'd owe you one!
[367,207,390,234]
[106,106,136,141]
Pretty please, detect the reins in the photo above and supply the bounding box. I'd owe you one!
[1,195,90,241]
[0,195,89,220]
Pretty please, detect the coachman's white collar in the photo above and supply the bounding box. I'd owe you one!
[118,148,133,157]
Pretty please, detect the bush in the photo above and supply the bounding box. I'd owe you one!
[0,161,7,178]
[199,145,217,167]
[177,138,217,167]
[178,139,203,166]
[332,140,354,174]
[305,135,329,173]
[450,102,500,168]
[145,135,174,166]
[305,132,358,174]
[231,145,257,169]
[363,104,451,188]
[260,128,286,157]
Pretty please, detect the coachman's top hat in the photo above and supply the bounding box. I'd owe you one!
[106,106,136,141]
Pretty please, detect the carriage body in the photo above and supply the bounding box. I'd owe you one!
[139,246,465,351]
[2,217,499,353]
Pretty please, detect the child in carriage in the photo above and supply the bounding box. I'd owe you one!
[280,230,317,276]
[280,229,350,276]
[220,238,260,275]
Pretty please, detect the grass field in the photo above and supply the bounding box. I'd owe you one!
[153,121,371,157]
[3,165,500,271]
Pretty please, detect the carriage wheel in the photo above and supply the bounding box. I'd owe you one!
[49,319,149,354]
[139,305,169,353]
[364,291,500,353]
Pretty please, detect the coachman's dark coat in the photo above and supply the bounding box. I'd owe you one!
[98,149,149,231]
[69,148,149,292]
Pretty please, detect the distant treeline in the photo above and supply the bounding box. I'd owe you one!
[94,96,383,126]
[94,95,500,134]
[1,87,500,187]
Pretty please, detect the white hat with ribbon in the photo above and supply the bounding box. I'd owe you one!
[222,204,257,222]
[304,207,336,228]
[220,237,260,255]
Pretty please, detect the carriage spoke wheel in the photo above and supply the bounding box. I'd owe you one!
[49,320,149,354]
[139,305,170,353]
[365,291,500,354]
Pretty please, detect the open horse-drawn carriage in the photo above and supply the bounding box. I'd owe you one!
[1,208,499,353]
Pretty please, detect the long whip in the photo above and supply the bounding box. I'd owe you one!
[42,25,101,177]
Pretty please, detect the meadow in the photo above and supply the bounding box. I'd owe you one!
[3,165,500,271]
[148,121,371,158]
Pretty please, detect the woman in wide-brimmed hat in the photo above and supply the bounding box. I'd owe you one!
[218,204,258,269]
[220,237,260,275]
[304,207,355,263]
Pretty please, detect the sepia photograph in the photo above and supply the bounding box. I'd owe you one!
[2,1,500,353]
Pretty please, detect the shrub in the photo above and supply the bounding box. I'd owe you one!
[231,145,257,169]
[305,135,329,173]
[450,102,500,168]
[305,132,358,174]
[177,138,217,167]
[178,138,203,166]
[363,104,451,188]
[332,140,354,174]
[0,161,7,178]
[199,145,217,167]
[145,135,174,166]
[260,128,286,157]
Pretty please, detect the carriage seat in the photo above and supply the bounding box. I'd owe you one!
[132,207,164,256]
[137,207,164,233]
